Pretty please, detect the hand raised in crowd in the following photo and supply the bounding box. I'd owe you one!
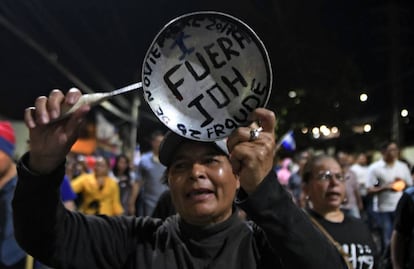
[227,108,276,194]
[24,88,90,174]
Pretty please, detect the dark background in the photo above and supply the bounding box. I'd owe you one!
[1,0,413,152]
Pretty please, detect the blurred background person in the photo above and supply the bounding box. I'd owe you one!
[131,130,167,216]
[367,141,412,254]
[71,155,123,216]
[337,150,363,219]
[276,157,292,187]
[349,152,371,219]
[60,175,77,211]
[349,151,383,252]
[302,154,377,269]
[111,153,136,215]
[65,154,90,181]
[0,122,27,269]
[288,149,311,207]
[350,152,370,203]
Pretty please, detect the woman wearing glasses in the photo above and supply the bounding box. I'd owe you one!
[302,154,377,269]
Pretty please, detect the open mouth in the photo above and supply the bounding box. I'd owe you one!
[186,188,214,199]
[325,191,341,199]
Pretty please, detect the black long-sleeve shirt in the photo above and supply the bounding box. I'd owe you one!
[13,153,346,269]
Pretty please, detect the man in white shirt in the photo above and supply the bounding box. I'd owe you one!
[350,152,370,197]
[367,141,412,254]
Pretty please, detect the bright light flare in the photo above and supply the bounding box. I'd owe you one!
[360,93,368,102]
[288,90,297,98]
[363,124,371,132]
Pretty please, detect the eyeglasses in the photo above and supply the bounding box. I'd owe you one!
[315,170,346,182]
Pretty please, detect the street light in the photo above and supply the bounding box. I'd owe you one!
[359,93,368,102]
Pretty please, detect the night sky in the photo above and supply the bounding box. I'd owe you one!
[1,0,413,151]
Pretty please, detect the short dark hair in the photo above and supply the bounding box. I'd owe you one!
[379,140,397,152]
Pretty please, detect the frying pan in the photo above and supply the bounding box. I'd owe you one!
[142,11,272,141]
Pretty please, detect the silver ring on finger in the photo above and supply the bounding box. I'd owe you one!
[249,127,263,141]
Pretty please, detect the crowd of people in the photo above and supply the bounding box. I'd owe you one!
[275,142,414,268]
[0,87,413,269]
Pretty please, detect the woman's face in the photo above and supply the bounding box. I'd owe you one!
[167,141,239,226]
[94,157,109,177]
[116,157,128,172]
[304,157,346,213]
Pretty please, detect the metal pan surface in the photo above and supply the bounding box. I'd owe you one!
[142,11,272,141]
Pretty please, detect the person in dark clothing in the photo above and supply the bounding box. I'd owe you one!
[0,121,27,269]
[13,88,347,269]
[391,186,414,269]
[302,155,378,269]
[151,189,176,220]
